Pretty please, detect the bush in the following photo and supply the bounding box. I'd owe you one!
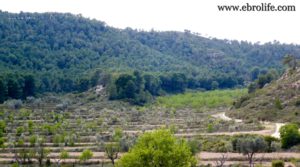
[0,137,5,148]
[264,136,279,152]
[272,160,284,167]
[0,120,6,137]
[116,129,197,167]
[274,97,283,110]
[280,124,300,149]
[187,139,202,155]
[53,134,65,146]
[29,135,37,147]
[16,127,24,136]
[233,95,250,108]
[79,149,93,162]
[28,120,34,134]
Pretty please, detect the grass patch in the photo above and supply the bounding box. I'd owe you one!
[155,89,247,110]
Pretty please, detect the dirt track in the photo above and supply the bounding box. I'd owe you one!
[212,112,283,138]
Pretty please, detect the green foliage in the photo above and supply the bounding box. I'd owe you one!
[77,78,90,92]
[235,137,267,166]
[111,72,152,105]
[1,11,299,102]
[53,134,65,146]
[283,54,298,70]
[274,97,283,110]
[79,149,93,162]
[156,89,246,109]
[0,137,5,148]
[28,120,34,134]
[207,123,214,133]
[187,139,202,155]
[247,69,279,93]
[279,123,300,149]
[42,124,58,135]
[12,163,19,167]
[272,160,285,167]
[113,128,123,142]
[0,74,36,102]
[250,67,260,80]
[0,120,6,137]
[257,72,276,88]
[233,94,250,109]
[211,81,219,90]
[105,143,120,165]
[29,135,38,147]
[235,137,267,154]
[110,71,193,105]
[247,83,257,94]
[232,57,300,122]
[0,79,6,103]
[264,136,279,152]
[32,137,50,166]
[16,126,24,136]
[59,150,69,160]
[116,129,197,167]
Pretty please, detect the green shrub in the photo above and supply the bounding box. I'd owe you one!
[0,120,6,137]
[11,163,19,167]
[29,135,37,147]
[272,160,284,167]
[233,94,250,108]
[16,139,24,147]
[79,149,93,162]
[116,129,197,167]
[16,126,24,136]
[53,134,65,146]
[274,97,283,110]
[28,120,34,134]
[207,123,214,133]
[187,139,201,155]
[280,123,300,149]
[0,137,5,148]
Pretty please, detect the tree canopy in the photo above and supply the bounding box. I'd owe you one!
[116,129,197,167]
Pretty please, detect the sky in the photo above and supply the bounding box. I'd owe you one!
[1,0,300,44]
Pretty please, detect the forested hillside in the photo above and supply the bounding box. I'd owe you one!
[1,11,300,100]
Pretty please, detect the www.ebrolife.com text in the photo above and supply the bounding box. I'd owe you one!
[218,3,296,12]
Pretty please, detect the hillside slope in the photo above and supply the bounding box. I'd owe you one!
[1,11,300,94]
[1,11,300,76]
[229,68,300,122]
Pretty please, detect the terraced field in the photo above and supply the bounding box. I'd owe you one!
[3,89,299,167]
[0,89,268,166]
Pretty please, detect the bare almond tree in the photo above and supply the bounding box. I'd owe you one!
[214,153,228,167]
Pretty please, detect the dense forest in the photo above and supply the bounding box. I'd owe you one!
[1,11,300,102]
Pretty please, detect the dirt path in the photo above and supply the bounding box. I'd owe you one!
[1,152,299,166]
[272,123,286,138]
[212,112,283,138]
[212,112,242,123]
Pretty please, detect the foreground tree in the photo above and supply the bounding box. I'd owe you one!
[236,137,267,167]
[280,123,300,149]
[116,129,196,167]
